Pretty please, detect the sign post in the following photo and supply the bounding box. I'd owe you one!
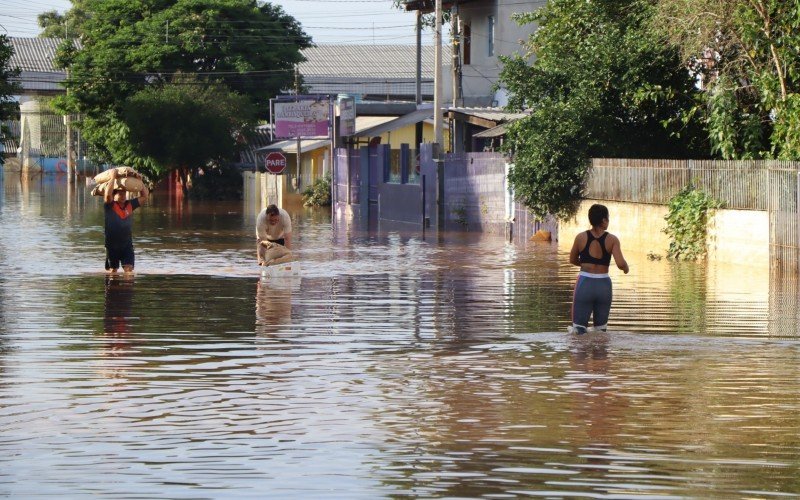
[265,152,287,175]
[265,151,287,205]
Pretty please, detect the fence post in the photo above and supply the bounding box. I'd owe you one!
[505,160,514,241]
[331,148,337,207]
[437,144,444,230]
[360,146,370,215]
[419,143,437,230]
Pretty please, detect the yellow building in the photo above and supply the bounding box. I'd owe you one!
[254,107,446,207]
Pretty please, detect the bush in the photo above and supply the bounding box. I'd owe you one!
[301,174,331,207]
[663,186,723,261]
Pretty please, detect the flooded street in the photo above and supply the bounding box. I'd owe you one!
[1,174,798,498]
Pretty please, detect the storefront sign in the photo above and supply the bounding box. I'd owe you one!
[274,99,330,138]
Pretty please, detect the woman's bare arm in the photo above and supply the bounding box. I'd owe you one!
[569,235,582,267]
[610,236,629,274]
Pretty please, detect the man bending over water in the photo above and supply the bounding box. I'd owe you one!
[256,204,292,266]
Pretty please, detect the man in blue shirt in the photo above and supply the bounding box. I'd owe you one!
[103,168,149,273]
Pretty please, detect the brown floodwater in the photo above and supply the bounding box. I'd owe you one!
[0,173,798,498]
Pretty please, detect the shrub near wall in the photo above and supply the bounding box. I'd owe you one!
[663,186,723,261]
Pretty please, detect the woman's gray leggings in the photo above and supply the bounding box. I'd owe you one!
[571,272,612,333]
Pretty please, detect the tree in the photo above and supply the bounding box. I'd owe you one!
[0,35,22,166]
[37,3,88,39]
[499,0,707,220]
[652,0,800,160]
[122,74,255,193]
[53,0,310,187]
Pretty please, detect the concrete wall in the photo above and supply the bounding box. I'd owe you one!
[557,200,771,307]
[558,200,770,270]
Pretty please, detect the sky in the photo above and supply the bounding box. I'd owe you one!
[0,0,435,45]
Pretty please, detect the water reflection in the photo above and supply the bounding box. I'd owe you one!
[255,276,296,335]
[100,275,136,379]
[0,173,798,497]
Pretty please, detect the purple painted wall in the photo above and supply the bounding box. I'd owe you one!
[440,152,507,234]
[334,144,554,239]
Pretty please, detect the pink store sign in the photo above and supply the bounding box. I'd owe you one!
[274,100,330,138]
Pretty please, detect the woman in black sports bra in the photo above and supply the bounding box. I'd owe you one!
[567,204,629,334]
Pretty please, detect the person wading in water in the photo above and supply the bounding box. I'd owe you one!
[103,168,148,273]
[568,204,629,334]
[255,204,292,266]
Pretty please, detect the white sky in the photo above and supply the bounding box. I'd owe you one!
[0,0,435,45]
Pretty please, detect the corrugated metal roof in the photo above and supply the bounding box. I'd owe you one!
[299,45,443,79]
[472,122,510,138]
[9,37,68,72]
[9,39,439,98]
[447,107,528,122]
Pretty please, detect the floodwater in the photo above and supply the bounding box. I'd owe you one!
[0,173,798,498]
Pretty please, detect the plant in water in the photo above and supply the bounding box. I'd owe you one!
[301,174,331,207]
[663,186,723,261]
[451,202,468,227]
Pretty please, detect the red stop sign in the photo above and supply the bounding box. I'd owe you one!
[265,152,287,174]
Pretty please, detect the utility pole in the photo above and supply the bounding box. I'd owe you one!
[66,67,75,183]
[434,0,443,149]
[415,9,423,148]
[451,1,462,108]
[294,65,301,191]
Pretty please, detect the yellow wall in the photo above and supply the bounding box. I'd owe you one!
[558,201,671,257]
[558,199,770,307]
[558,200,769,267]
[276,121,448,202]
[375,122,450,152]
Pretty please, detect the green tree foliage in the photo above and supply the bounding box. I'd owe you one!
[52,0,310,187]
[123,74,255,188]
[37,4,88,39]
[499,0,707,220]
[653,0,800,159]
[0,35,22,166]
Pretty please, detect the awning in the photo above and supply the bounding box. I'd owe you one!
[256,139,329,154]
[255,116,396,154]
[351,107,434,138]
[447,107,528,129]
[472,122,510,139]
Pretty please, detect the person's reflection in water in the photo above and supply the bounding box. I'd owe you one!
[101,274,136,378]
[255,277,295,336]
[568,333,628,446]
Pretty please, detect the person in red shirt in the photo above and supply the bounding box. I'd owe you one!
[103,168,149,273]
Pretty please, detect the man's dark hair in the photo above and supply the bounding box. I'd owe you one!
[588,204,609,227]
[265,204,279,216]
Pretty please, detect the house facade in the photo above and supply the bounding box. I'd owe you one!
[454,0,538,107]
[402,0,540,152]
[403,0,539,107]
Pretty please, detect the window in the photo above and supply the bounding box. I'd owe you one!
[487,15,495,56]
